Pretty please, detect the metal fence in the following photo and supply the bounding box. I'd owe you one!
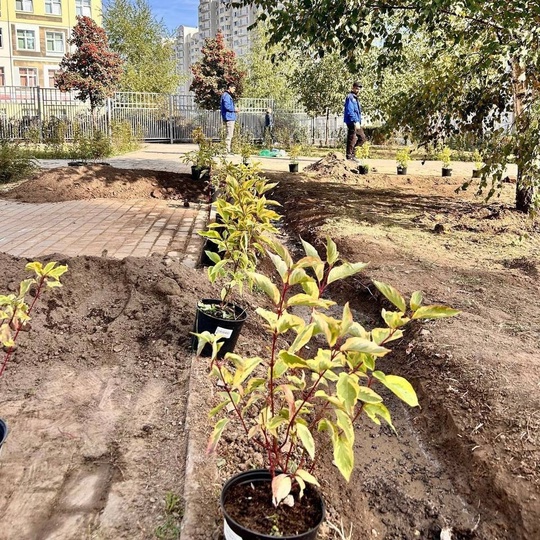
[0,86,347,145]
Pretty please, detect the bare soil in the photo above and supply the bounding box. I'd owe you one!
[0,164,209,203]
[0,159,539,539]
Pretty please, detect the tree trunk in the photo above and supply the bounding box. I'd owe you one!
[511,60,535,213]
[515,169,535,213]
[325,107,329,148]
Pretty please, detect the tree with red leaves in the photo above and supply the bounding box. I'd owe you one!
[190,31,246,110]
[55,16,123,113]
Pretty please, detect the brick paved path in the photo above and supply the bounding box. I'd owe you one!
[0,198,207,267]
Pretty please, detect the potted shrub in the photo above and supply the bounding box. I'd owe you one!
[472,149,483,178]
[194,164,280,357]
[0,260,68,453]
[355,141,370,174]
[182,127,218,180]
[288,144,301,173]
[437,146,453,177]
[196,238,459,539]
[236,129,256,166]
[396,147,411,175]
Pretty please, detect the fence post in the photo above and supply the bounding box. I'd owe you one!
[36,86,43,142]
[106,97,112,137]
[169,94,174,144]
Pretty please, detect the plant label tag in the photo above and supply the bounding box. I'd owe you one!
[223,519,243,540]
[215,326,233,339]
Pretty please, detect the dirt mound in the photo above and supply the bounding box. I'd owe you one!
[304,151,360,179]
[0,164,209,204]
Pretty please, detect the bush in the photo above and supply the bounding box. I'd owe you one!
[0,140,38,183]
[111,120,142,154]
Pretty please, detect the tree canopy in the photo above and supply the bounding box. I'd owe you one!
[102,0,179,94]
[240,0,540,211]
[190,32,246,110]
[55,16,123,112]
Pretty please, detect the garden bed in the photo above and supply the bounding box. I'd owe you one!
[0,159,538,539]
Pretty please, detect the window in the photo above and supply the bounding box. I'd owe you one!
[45,0,61,15]
[48,69,59,87]
[16,0,33,11]
[75,0,91,16]
[19,68,37,87]
[0,68,5,86]
[46,32,64,53]
[17,30,36,50]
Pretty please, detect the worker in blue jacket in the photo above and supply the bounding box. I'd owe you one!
[343,81,367,162]
[220,82,237,154]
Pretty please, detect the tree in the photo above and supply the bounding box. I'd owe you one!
[102,0,179,94]
[55,16,123,113]
[242,0,540,212]
[242,25,299,109]
[190,32,246,110]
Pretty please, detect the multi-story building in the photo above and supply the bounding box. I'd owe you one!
[175,0,259,94]
[0,0,101,87]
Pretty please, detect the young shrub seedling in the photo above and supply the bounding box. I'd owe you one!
[0,261,68,377]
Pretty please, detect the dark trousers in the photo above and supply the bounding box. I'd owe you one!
[346,122,367,159]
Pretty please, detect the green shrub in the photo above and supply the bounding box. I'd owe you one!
[111,120,142,154]
[0,140,38,183]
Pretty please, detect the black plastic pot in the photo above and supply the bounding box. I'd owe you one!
[358,165,369,174]
[191,165,208,181]
[289,163,299,173]
[192,299,247,357]
[472,169,481,178]
[0,419,8,454]
[221,469,325,540]
[442,167,452,177]
[397,166,407,175]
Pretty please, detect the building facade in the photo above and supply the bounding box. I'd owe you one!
[175,0,258,93]
[0,0,102,87]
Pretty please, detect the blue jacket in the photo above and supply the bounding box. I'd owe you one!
[343,92,361,124]
[220,91,236,121]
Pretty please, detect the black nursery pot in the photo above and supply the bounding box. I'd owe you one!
[397,166,407,175]
[472,169,481,178]
[0,419,8,454]
[221,469,325,540]
[289,163,299,173]
[358,165,369,174]
[192,299,247,357]
[442,167,452,177]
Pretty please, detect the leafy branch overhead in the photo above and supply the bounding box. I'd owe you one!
[196,238,458,506]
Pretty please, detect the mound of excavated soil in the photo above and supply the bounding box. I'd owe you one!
[304,151,361,179]
[0,164,209,204]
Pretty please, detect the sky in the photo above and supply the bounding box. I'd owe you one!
[149,0,199,32]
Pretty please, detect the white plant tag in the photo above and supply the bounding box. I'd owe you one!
[224,519,243,540]
[215,326,233,339]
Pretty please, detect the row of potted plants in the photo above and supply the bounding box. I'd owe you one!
[0,261,68,453]
[396,147,485,177]
[190,161,459,538]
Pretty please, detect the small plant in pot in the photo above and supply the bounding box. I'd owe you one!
[472,149,483,178]
[437,146,453,177]
[236,129,256,166]
[194,165,280,357]
[355,141,370,174]
[0,260,68,453]
[182,127,218,180]
[288,144,301,173]
[196,238,459,539]
[396,147,411,175]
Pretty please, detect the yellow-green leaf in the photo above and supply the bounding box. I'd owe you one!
[373,280,406,312]
[373,371,419,407]
[410,291,423,311]
[300,237,320,259]
[363,403,395,432]
[412,305,460,319]
[333,436,354,481]
[295,468,319,486]
[279,351,309,368]
[337,372,358,412]
[207,418,229,454]
[325,237,339,265]
[357,387,383,404]
[248,272,280,304]
[340,337,390,356]
[296,423,315,459]
[327,262,368,285]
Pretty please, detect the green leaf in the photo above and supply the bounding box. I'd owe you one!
[325,237,339,265]
[363,403,395,432]
[288,323,315,354]
[327,262,368,284]
[373,372,419,407]
[333,435,354,481]
[410,291,423,311]
[336,372,358,412]
[295,468,320,486]
[268,251,288,279]
[248,272,280,304]
[205,250,222,265]
[357,386,383,404]
[279,351,309,368]
[412,305,460,319]
[373,280,406,312]
[207,418,229,454]
[340,337,390,356]
[296,422,315,459]
[300,237,320,259]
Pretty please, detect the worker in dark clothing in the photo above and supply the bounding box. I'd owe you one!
[343,81,367,162]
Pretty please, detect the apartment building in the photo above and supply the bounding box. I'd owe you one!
[0,0,102,87]
[175,0,258,93]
